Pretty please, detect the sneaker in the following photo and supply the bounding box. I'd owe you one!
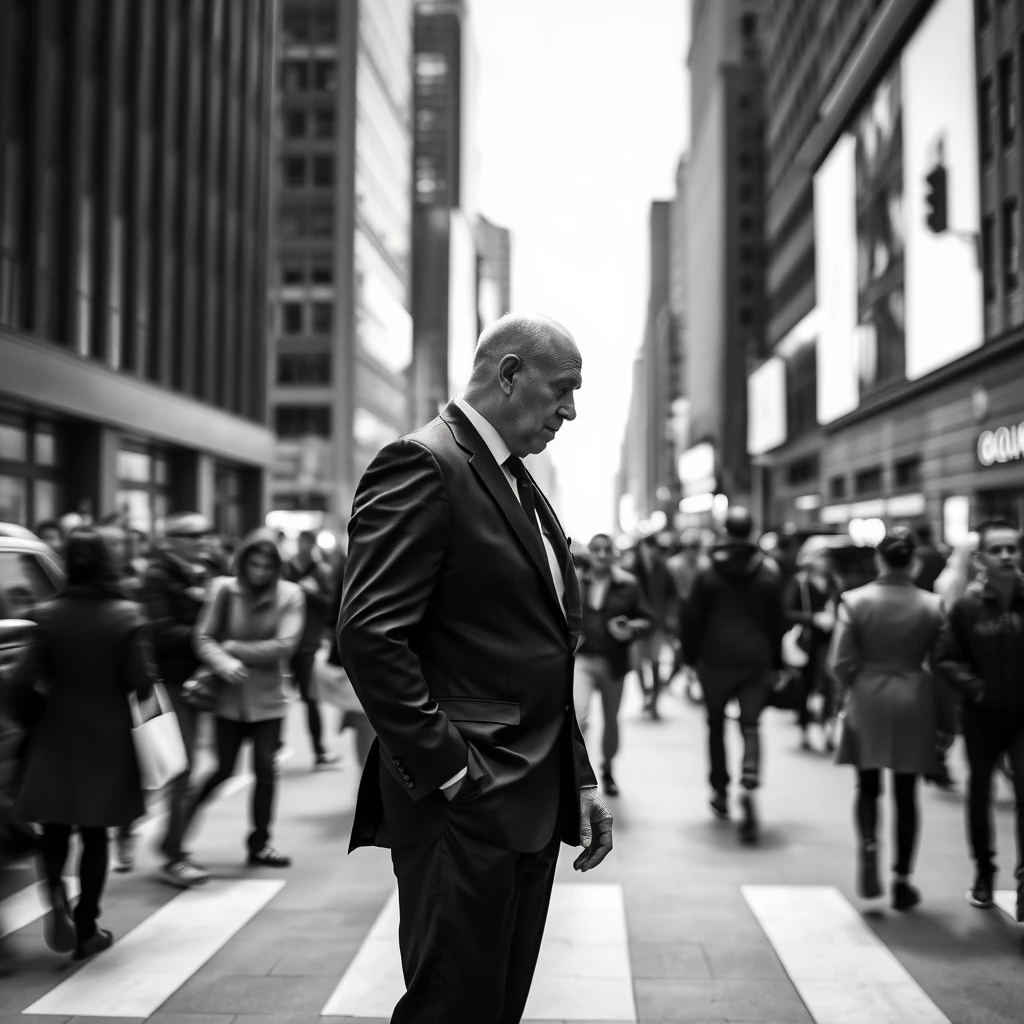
[162,858,209,889]
[247,846,291,868]
[738,791,759,844]
[858,842,882,899]
[968,869,995,909]
[43,882,76,953]
[601,767,619,798]
[314,752,341,770]
[709,790,729,820]
[114,832,136,873]
[892,880,921,911]
[73,929,114,961]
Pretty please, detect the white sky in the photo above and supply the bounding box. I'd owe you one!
[473,0,691,542]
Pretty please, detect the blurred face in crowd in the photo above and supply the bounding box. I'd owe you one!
[167,532,206,564]
[808,550,832,580]
[977,526,1021,582]
[588,535,615,576]
[242,547,278,590]
[297,533,317,561]
[38,526,63,555]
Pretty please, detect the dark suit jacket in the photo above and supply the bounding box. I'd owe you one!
[339,402,596,855]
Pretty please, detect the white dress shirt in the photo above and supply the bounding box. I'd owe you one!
[439,397,569,791]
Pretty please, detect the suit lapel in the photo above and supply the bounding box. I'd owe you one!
[440,404,563,618]
[531,473,582,645]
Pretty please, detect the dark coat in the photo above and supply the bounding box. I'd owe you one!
[339,401,595,855]
[632,548,676,630]
[15,586,156,828]
[682,540,786,673]
[139,548,207,687]
[913,545,948,593]
[577,565,652,677]
[284,555,334,654]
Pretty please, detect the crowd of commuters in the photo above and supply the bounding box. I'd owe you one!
[572,511,1024,919]
[0,511,348,964]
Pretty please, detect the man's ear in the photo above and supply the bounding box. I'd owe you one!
[497,354,521,394]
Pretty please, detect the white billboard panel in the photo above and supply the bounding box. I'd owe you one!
[902,0,983,379]
[747,357,787,456]
[814,134,860,425]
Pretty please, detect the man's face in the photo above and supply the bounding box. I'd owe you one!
[503,337,582,457]
[169,533,205,564]
[243,550,277,589]
[298,536,316,559]
[588,538,614,573]
[978,527,1021,580]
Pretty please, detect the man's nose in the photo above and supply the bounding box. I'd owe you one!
[559,395,577,421]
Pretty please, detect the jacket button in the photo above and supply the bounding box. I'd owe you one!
[564,704,570,713]
[407,781,415,788]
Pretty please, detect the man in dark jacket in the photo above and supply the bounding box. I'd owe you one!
[912,521,948,593]
[935,517,1024,917]
[682,507,786,843]
[633,533,676,719]
[574,534,651,797]
[284,530,338,767]
[139,512,213,889]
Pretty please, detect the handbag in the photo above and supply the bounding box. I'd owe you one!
[129,683,188,790]
[782,576,812,670]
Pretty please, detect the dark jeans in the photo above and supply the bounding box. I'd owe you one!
[856,770,918,876]
[290,650,324,757]
[159,685,200,863]
[702,667,770,793]
[38,824,108,940]
[962,708,1024,878]
[187,716,284,855]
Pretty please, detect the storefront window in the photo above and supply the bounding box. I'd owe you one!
[0,414,64,526]
[0,424,27,461]
[215,464,246,541]
[0,476,27,525]
[115,441,171,532]
[33,430,57,467]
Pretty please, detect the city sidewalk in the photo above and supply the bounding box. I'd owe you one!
[1,681,1023,1023]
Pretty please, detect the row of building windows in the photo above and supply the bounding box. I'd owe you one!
[275,405,331,438]
[281,6,338,45]
[981,198,1021,299]
[281,58,338,94]
[979,48,1021,160]
[277,352,332,385]
[280,300,334,336]
[280,256,333,285]
[284,107,336,140]
[282,154,335,188]
[279,204,334,240]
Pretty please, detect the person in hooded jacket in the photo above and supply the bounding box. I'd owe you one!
[682,507,787,844]
[187,528,305,867]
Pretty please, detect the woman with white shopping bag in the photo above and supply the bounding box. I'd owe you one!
[12,529,158,961]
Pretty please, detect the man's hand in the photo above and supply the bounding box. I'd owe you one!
[298,576,321,594]
[221,657,248,685]
[574,787,613,872]
[607,616,634,643]
[442,775,467,801]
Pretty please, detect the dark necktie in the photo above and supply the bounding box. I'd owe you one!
[504,455,543,546]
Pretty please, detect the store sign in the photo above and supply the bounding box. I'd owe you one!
[678,442,716,498]
[977,422,1024,466]
[747,357,787,456]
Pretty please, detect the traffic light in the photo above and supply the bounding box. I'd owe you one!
[925,163,948,233]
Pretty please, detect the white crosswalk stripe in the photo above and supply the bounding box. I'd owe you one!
[22,879,285,1018]
[743,885,951,1024]
[320,883,637,1022]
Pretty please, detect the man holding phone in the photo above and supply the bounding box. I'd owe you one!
[573,533,652,796]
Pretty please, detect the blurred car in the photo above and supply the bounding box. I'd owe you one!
[0,523,38,542]
[795,533,877,593]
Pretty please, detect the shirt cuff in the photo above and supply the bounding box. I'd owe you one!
[440,766,468,789]
[581,783,598,789]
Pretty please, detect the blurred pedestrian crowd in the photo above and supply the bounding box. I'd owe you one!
[0,508,361,968]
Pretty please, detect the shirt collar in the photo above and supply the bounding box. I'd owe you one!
[454,396,512,469]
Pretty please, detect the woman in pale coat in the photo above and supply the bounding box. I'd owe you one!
[829,527,953,911]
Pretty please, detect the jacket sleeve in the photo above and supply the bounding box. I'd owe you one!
[784,575,814,627]
[224,585,306,665]
[934,599,986,705]
[926,602,959,735]
[193,580,238,678]
[139,568,194,657]
[339,439,468,800]
[628,580,653,637]
[121,614,158,700]
[827,598,859,690]
[680,570,710,667]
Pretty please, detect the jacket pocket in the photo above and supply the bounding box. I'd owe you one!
[435,697,520,726]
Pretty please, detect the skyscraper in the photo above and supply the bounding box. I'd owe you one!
[0,0,277,536]
[271,0,415,526]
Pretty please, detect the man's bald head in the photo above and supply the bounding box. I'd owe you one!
[461,312,582,458]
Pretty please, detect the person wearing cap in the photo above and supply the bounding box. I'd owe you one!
[829,526,950,912]
[681,507,786,843]
[935,517,1024,918]
[139,512,214,888]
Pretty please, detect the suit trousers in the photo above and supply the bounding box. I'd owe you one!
[389,810,561,1024]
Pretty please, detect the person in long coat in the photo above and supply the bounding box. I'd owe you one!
[829,527,952,912]
[13,528,156,960]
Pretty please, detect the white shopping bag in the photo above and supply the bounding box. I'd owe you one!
[129,684,188,790]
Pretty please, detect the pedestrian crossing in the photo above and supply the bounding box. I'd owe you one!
[3,877,1022,1020]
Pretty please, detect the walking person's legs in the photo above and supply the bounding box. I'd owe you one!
[291,650,333,766]
[855,769,882,899]
[735,676,769,843]
[37,823,75,952]
[891,773,921,910]
[247,717,290,866]
[159,688,206,883]
[596,665,626,796]
[73,825,113,956]
[702,672,730,817]
[184,716,247,850]
[962,709,1003,907]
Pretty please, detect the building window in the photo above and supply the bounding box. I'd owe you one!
[311,7,337,40]
[309,206,333,238]
[282,302,303,334]
[738,306,754,325]
[894,456,921,489]
[282,60,308,92]
[214,464,246,541]
[1000,54,1017,143]
[982,214,997,301]
[283,156,306,187]
[275,405,331,438]
[277,353,332,385]
[312,156,334,187]
[741,12,758,37]
[279,208,305,240]
[282,9,310,44]
[828,475,848,500]
[313,61,337,92]
[786,343,817,439]
[310,259,333,284]
[0,415,64,528]
[1003,198,1020,291]
[854,466,883,495]
[981,76,995,160]
[786,456,819,488]
[281,260,305,285]
[311,302,333,333]
[285,110,307,139]
[115,442,170,533]
[313,109,335,138]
